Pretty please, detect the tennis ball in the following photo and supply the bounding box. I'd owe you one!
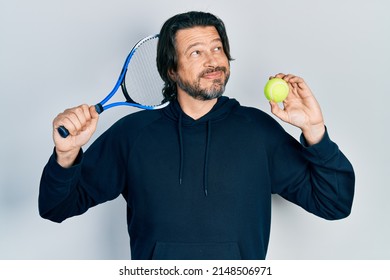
[264,78,289,102]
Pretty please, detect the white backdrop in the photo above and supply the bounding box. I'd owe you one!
[1,0,389,259]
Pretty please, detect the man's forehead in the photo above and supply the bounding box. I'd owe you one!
[174,26,221,49]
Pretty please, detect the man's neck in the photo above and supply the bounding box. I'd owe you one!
[177,93,218,120]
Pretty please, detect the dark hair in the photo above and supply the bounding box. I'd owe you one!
[157,11,233,102]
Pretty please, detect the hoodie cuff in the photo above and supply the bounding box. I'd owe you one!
[45,148,84,183]
[299,127,339,164]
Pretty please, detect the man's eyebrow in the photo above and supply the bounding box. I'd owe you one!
[185,38,222,54]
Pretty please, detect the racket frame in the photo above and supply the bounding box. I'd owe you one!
[96,34,167,113]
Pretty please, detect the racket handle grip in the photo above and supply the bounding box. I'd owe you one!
[56,104,103,138]
[57,126,70,138]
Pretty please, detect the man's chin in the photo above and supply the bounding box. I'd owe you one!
[177,76,228,101]
[194,89,225,101]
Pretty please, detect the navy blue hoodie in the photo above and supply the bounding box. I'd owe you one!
[39,97,355,259]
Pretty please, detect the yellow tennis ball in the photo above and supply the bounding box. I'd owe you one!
[264,78,289,102]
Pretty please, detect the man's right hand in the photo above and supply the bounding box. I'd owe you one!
[52,104,99,168]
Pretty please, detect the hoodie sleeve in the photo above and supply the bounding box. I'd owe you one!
[38,123,128,223]
[38,150,88,222]
[270,127,355,220]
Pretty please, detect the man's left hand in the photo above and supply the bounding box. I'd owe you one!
[269,73,325,145]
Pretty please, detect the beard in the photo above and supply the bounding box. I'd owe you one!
[175,66,230,101]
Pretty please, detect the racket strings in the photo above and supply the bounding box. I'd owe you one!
[125,37,164,107]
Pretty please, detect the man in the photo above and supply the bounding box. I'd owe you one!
[39,11,355,259]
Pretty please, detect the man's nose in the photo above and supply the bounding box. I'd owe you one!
[203,52,218,67]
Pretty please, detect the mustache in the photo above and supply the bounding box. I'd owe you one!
[199,66,228,77]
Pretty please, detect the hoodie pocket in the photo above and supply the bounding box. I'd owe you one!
[152,241,241,260]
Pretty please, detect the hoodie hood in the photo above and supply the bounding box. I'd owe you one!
[163,96,239,125]
[163,96,240,196]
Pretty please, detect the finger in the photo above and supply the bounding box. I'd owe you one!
[62,113,84,136]
[69,105,93,133]
[288,77,313,98]
[279,74,295,83]
[274,73,286,79]
[281,75,308,95]
[75,105,91,129]
[54,105,91,136]
[284,75,306,87]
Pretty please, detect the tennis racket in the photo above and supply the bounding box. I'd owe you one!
[58,34,167,138]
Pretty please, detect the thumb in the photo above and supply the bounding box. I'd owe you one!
[89,105,100,121]
[87,105,100,133]
[269,101,288,123]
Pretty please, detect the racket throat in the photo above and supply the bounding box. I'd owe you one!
[121,82,138,105]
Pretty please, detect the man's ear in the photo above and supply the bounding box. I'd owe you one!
[168,68,176,82]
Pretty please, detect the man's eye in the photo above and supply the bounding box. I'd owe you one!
[191,50,200,56]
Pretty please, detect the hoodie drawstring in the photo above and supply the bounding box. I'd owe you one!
[178,112,184,185]
[177,114,211,197]
[203,120,211,196]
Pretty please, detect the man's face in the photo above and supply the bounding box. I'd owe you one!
[170,26,230,100]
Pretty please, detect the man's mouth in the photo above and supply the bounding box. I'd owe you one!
[202,71,223,79]
[200,67,227,80]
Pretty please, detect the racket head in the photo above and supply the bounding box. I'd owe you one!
[58,35,167,138]
[121,34,166,109]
